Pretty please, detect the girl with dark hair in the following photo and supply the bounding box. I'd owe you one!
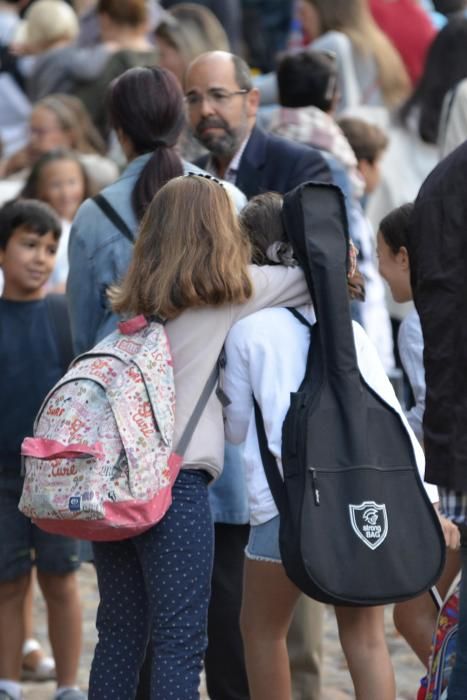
[67,64,246,356]
[400,16,467,144]
[368,17,467,231]
[87,174,313,699]
[107,65,185,221]
[222,193,439,700]
[376,204,460,689]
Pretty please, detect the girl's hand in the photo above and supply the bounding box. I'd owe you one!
[438,513,461,550]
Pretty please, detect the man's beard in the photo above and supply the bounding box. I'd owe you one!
[194,116,244,158]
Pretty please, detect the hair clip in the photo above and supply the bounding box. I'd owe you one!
[185,172,225,188]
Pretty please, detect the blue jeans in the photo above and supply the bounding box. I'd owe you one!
[448,545,467,698]
[0,475,80,582]
[89,469,213,700]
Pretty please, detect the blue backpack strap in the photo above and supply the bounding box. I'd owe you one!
[93,194,135,244]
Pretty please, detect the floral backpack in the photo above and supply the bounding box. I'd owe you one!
[418,574,461,700]
[19,315,217,541]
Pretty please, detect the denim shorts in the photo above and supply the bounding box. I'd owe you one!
[245,515,281,564]
[0,476,81,582]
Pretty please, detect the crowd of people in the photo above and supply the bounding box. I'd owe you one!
[1,1,467,699]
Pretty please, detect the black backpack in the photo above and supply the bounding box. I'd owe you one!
[254,181,445,606]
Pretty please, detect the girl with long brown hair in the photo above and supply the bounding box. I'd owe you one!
[88,174,311,700]
[297,0,411,111]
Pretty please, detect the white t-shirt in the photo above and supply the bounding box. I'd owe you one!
[398,307,425,445]
[223,306,437,525]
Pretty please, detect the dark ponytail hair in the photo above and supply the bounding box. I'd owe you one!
[379,202,414,254]
[399,17,467,143]
[108,66,185,220]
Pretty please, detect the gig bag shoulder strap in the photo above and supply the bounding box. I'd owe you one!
[93,194,135,244]
[253,397,287,513]
[254,307,313,513]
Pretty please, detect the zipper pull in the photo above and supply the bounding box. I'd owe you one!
[309,468,320,506]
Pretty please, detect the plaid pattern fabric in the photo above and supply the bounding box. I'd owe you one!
[439,487,467,525]
[268,106,365,199]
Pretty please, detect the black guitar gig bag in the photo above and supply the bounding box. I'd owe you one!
[254,181,445,606]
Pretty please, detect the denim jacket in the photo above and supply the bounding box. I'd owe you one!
[67,153,246,355]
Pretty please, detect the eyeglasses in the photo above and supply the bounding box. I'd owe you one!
[185,88,249,108]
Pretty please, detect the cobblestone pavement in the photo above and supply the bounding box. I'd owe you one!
[24,563,425,700]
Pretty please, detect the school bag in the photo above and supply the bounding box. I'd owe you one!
[416,574,461,700]
[19,314,218,541]
[254,181,445,606]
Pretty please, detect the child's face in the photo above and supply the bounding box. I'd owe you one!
[38,159,85,221]
[29,106,71,160]
[376,230,412,304]
[358,155,382,195]
[0,227,58,301]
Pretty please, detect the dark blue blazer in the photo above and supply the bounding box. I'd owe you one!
[197,125,332,199]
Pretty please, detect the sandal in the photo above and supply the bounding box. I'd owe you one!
[21,638,56,682]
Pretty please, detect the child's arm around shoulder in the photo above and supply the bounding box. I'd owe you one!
[223,319,254,445]
[234,265,310,322]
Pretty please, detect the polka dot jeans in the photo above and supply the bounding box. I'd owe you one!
[89,469,214,699]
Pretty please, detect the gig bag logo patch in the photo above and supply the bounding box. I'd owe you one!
[349,501,388,550]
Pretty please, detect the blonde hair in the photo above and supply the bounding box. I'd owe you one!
[33,94,106,155]
[305,0,410,107]
[110,175,253,319]
[20,0,79,47]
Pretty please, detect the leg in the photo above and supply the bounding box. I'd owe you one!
[37,571,82,688]
[0,574,30,679]
[89,538,149,700]
[0,477,34,682]
[205,523,250,700]
[287,596,324,700]
[32,525,82,689]
[447,544,467,699]
[135,469,214,700]
[240,558,300,700]
[394,549,461,666]
[334,605,395,700]
[134,643,152,700]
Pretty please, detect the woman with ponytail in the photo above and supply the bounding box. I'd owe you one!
[67,65,245,355]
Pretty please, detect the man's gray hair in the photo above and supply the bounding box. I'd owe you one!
[232,54,253,91]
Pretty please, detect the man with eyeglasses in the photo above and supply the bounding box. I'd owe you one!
[185,50,330,700]
[185,50,331,200]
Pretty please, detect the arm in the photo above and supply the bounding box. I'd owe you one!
[223,326,253,444]
[234,265,312,323]
[311,32,361,112]
[67,200,106,355]
[398,312,425,445]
